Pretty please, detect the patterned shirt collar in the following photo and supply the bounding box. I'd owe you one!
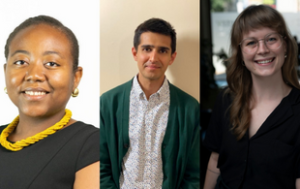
[132,75,169,100]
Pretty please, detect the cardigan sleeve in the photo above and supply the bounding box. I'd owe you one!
[180,101,200,189]
[100,95,118,189]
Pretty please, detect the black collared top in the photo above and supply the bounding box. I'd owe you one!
[204,87,300,189]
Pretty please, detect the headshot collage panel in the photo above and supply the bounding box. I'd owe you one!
[0,0,200,189]
[201,0,300,189]
[0,0,99,189]
[100,1,200,188]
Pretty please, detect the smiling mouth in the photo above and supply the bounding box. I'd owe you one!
[145,65,161,69]
[255,58,275,64]
[24,91,47,96]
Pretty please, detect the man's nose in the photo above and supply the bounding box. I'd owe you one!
[149,50,159,62]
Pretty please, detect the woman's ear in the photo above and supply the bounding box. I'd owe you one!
[73,66,83,91]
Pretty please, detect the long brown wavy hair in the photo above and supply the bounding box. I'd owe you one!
[226,5,300,140]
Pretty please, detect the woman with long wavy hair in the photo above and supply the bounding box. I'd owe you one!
[204,5,300,189]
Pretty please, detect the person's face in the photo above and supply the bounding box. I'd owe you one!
[241,27,286,79]
[132,32,176,83]
[4,24,82,118]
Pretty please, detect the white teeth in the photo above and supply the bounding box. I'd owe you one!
[257,59,272,64]
[25,91,46,96]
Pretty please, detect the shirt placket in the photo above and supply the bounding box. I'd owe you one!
[144,96,154,188]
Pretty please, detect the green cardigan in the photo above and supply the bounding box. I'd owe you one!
[100,79,200,189]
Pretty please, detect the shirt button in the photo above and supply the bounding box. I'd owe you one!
[124,144,129,148]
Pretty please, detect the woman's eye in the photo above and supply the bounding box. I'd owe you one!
[267,37,277,42]
[14,60,27,65]
[45,62,59,67]
[246,41,256,46]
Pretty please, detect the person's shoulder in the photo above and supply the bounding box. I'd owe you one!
[100,79,133,100]
[221,86,232,97]
[68,121,99,137]
[169,83,199,106]
[210,87,233,112]
[288,87,300,104]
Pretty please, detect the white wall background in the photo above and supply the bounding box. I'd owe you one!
[0,1,100,127]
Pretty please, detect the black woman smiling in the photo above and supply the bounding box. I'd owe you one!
[0,16,99,189]
[204,5,300,189]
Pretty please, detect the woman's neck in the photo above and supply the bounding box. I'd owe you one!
[251,74,291,104]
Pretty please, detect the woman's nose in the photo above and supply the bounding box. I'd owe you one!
[256,40,270,54]
[25,63,45,82]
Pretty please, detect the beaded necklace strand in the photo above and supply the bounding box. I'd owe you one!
[0,109,72,151]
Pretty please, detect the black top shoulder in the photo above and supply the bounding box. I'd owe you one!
[204,87,300,189]
[0,121,99,189]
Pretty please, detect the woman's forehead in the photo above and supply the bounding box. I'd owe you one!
[241,27,277,39]
[8,24,72,58]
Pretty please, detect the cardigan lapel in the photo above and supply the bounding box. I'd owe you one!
[163,83,178,144]
[118,79,132,170]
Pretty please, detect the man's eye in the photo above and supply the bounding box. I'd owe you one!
[160,49,168,53]
[143,48,152,52]
[14,60,27,65]
[45,62,59,67]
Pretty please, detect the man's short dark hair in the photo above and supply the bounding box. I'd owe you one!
[5,15,79,72]
[134,18,176,54]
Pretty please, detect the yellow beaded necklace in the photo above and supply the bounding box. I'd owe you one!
[0,109,72,151]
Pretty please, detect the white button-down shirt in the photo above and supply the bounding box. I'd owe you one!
[120,75,170,189]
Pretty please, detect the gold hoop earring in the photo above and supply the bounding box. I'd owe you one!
[4,87,7,94]
[71,88,79,97]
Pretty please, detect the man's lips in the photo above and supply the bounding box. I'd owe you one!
[145,65,160,68]
[143,61,162,68]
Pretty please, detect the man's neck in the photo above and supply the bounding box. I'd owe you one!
[137,75,165,100]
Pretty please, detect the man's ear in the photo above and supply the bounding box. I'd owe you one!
[132,47,138,61]
[168,52,177,66]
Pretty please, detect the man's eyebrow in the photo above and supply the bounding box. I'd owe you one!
[141,45,170,50]
[141,45,155,48]
[10,50,30,57]
[158,47,170,51]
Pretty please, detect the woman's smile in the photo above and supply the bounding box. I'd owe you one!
[4,24,77,118]
[242,27,286,78]
[254,57,275,65]
[21,87,50,101]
